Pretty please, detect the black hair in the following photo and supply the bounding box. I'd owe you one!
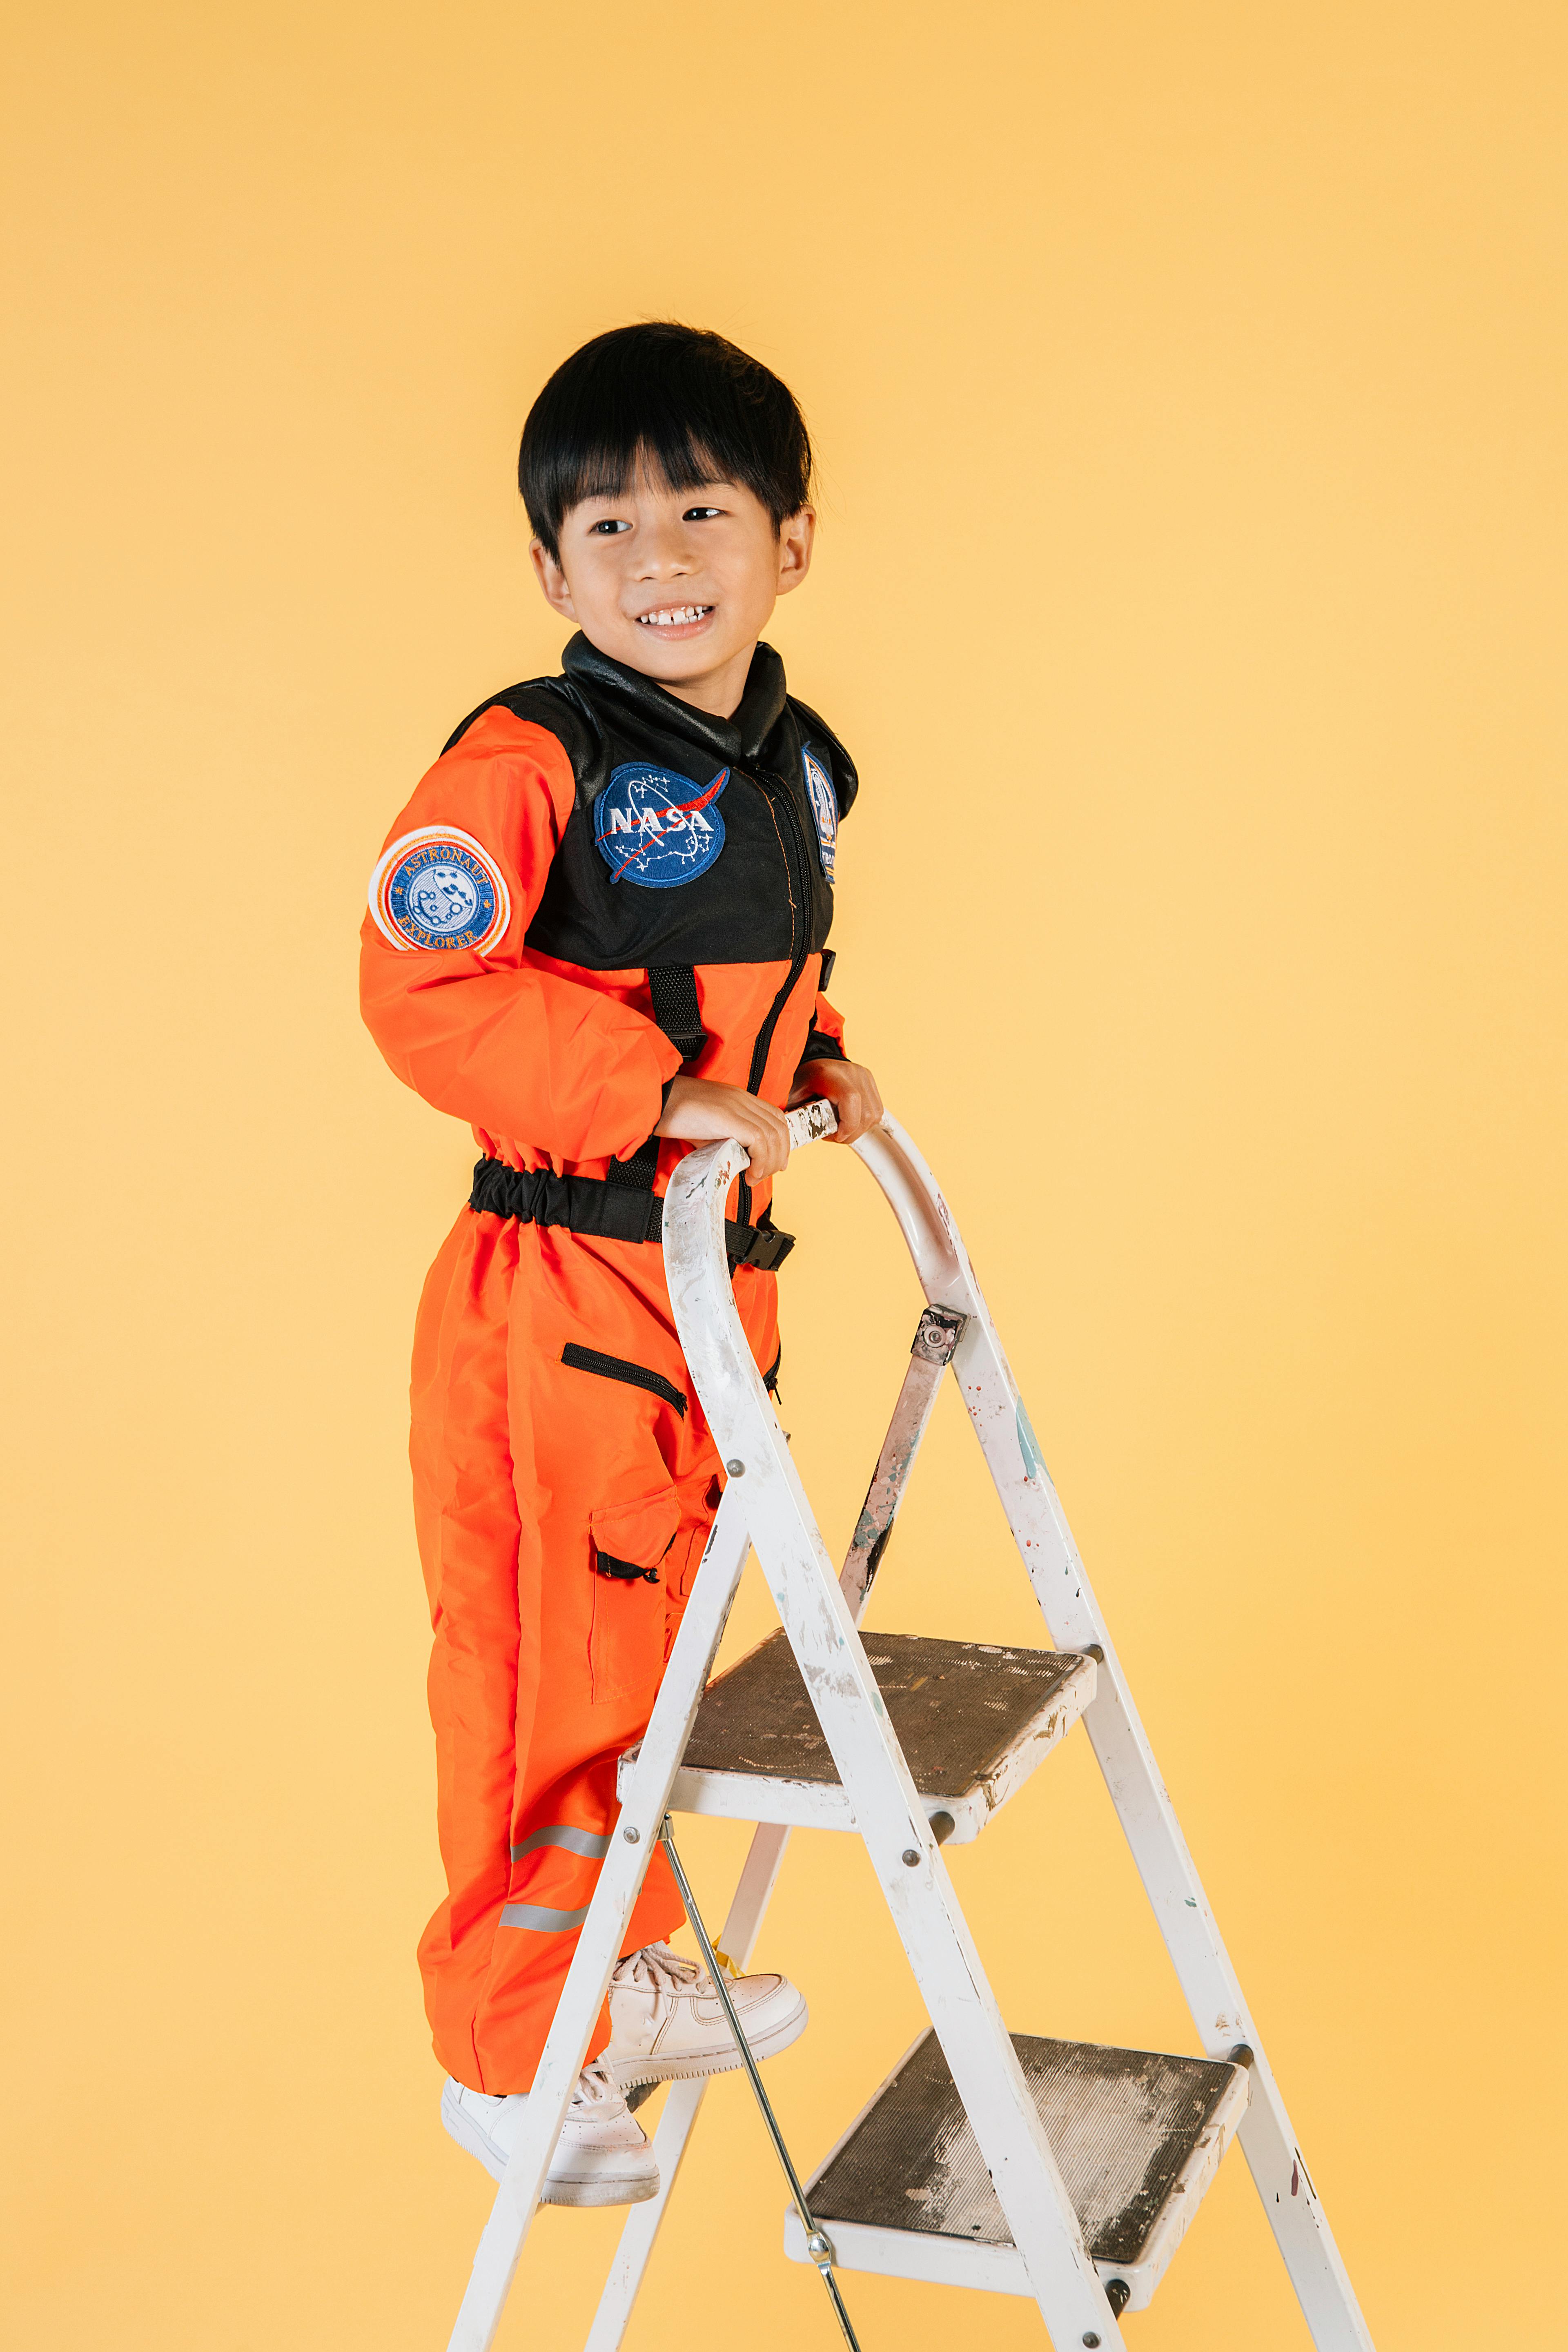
[518,322,812,563]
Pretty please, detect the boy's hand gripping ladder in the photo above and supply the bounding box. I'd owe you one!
[445,1100,1375,2352]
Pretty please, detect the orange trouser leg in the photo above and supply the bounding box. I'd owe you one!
[410,1208,777,2094]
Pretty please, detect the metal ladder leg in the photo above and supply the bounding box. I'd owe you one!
[584,1822,791,2352]
[444,1484,754,2352]
[742,1470,1127,2345]
[584,1308,961,2349]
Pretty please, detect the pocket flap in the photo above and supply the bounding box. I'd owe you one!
[590,1485,681,1573]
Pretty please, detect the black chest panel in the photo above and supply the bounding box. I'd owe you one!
[443,635,855,973]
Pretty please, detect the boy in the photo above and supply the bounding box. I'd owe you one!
[361,323,883,2206]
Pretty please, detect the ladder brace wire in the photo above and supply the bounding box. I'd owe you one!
[659,1816,863,2352]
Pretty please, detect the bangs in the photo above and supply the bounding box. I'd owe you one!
[519,323,812,561]
[568,429,724,513]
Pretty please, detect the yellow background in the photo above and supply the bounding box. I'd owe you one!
[4,3,1564,2346]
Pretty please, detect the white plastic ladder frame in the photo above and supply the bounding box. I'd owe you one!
[445,1108,1374,2352]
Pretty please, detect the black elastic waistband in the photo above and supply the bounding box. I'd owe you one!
[468,1158,796,1274]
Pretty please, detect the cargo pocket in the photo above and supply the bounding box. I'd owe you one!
[588,1484,682,1706]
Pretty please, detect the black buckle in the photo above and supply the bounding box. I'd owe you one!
[728,1221,795,1273]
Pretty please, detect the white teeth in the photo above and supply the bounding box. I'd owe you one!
[637,605,710,626]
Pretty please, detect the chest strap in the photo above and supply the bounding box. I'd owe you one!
[469,1157,796,1274]
[606,963,710,1193]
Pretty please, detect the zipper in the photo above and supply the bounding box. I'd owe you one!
[744,768,813,1096]
[561,1343,687,1417]
[738,767,815,1223]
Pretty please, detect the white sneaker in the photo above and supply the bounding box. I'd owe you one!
[440,2060,659,2207]
[603,1941,808,2091]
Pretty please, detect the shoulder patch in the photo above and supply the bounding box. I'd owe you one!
[592,763,728,889]
[368,826,511,953]
[802,746,837,882]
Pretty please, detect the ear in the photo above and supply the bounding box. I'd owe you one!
[774,506,816,599]
[530,538,578,622]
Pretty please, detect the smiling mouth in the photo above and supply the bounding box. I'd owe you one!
[636,604,714,628]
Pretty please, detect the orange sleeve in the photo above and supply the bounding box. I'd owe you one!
[359,708,682,1161]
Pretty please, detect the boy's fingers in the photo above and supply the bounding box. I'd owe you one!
[798,1062,881,1146]
[743,1100,791,1178]
[823,1072,880,1143]
[764,1109,792,1174]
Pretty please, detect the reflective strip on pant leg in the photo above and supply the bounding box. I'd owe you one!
[509,1824,614,1864]
[501,1824,611,1928]
[498,1899,595,1932]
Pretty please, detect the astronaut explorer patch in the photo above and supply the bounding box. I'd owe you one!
[368,826,511,954]
[593,762,728,888]
[802,746,837,881]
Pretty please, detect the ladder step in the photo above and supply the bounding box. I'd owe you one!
[782,2030,1250,2310]
[618,1630,1095,1839]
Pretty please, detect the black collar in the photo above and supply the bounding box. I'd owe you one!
[561,633,788,768]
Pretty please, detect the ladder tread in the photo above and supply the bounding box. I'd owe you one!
[687,1627,1087,1787]
[786,2029,1249,2308]
[619,1630,1095,1838]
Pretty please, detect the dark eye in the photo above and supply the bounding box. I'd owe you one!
[684,506,723,521]
[589,518,630,535]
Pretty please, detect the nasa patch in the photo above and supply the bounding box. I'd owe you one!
[593,762,728,888]
[368,826,511,954]
[802,746,837,881]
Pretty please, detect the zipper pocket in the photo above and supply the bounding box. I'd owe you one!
[561,1342,687,1417]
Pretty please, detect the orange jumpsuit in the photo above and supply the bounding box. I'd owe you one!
[361,634,853,2092]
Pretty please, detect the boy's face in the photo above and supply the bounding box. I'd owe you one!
[530,461,814,710]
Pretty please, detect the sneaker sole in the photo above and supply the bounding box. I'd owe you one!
[606,1992,809,2091]
[440,2083,659,2209]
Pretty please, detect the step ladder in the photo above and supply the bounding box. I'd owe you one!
[445,1104,1374,2352]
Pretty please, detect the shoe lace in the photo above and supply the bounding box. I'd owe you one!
[572,2058,624,2111]
[613,1939,707,2024]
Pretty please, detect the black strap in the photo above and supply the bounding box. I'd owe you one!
[606,964,709,1196]
[647,964,707,1061]
[595,1549,662,1584]
[470,1158,796,1273]
[605,1134,662,1191]
[796,949,842,1070]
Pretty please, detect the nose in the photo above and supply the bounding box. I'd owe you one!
[634,512,696,581]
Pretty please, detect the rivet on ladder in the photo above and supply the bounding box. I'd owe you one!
[623,1826,640,1843]
[901,1848,920,1866]
[724,1457,746,1475]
